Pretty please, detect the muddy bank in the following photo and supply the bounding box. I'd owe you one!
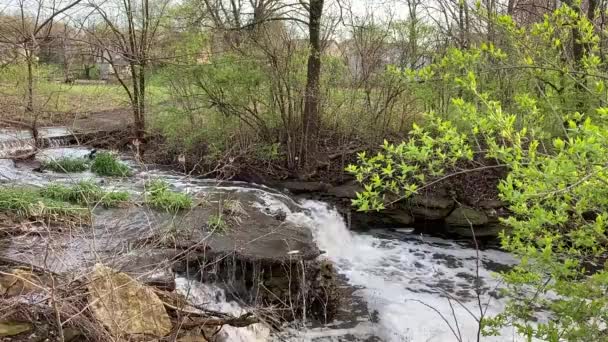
[139,133,509,240]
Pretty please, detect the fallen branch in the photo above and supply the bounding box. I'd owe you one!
[177,313,259,328]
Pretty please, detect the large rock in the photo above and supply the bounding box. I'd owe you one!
[411,194,454,209]
[327,183,362,199]
[88,264,172,338]
[384,208,414,225]
[410,206,452,220]
[0,322,32,337]
[446,223,506,238]
[409,194,454,220]
[478,199,507,209]
[446,207,489,227]
[278,181,329,194]
[0,269,43,297]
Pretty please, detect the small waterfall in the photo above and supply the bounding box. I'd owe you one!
[0,127,75,158]
[287,200,520,342]
[175,277,271,342]
[0,138,37,157]
[0,145,526,341]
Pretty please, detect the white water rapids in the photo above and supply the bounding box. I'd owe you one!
[0,144,523,341]
[177,190,521,342]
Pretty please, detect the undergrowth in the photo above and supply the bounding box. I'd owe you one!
[207,214,228,232]
[40,181,130,208]
[0,187,88,220]
[145,179,192,213]
[91,152,131,177]
[42,157,90,173]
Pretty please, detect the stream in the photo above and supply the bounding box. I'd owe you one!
[0,133,521,341]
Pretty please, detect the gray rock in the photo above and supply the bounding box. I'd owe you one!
[446,207,489,226]
[385,210,414,225]
[446,223,506,238]
[327,183,362,199]
[411,206,452,220]
[279,181,329,194]
[411,195,454,209]
[478,199,507,209]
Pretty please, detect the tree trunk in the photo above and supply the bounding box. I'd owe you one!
[137,63,146,141]
[301,0,324,168]
[25,48,39,144]
[507,0,516,15]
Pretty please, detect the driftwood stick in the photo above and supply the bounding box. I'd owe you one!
[177,313,259,328]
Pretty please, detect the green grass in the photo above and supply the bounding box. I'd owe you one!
[40,181,130,208]
[145,179,192,213]
[0,187,88,220]
[207,214,228,232]
[42,157,90,173]
[91,152,131,177]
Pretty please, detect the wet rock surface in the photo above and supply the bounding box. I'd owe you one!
[0,149,339,341]
[446,207,489,227]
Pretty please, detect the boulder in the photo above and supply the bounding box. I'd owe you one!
[385,210,414,225]
[411,195,454,209]
[410,206,452,220]
[446,223,506,238]
[0,269,43,297]
[408,194,454,220]
[478,199,507,209]
[327,183,362,199]
[88,264,172,338]
[0,321,32,337]
[446,207,489,227]
[278,181,329,194]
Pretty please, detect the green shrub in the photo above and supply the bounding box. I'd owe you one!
[42,157,90,173]
[40,181,130,208]
[91,152,131,177]
[0,187,87,219]
[145,179,192,213]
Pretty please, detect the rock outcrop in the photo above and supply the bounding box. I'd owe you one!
[88,264,172,337]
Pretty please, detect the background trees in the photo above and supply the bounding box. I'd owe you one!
[0,0,82,141]
[5,2,608,338]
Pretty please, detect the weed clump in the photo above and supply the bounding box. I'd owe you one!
[42,157,90,173]
[207,214,227,232]
[145,179,192,213]
[0,187,87,220]
[40,181,130,208]
[91,152,131,177]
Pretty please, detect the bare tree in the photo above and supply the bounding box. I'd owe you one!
[0,0,82,142]
[86,0,170,143]
[300,0,324,168]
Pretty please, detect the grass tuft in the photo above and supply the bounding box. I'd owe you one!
[207,214,228,232]
[0,187,88,220]
[42,157,90,173]
[91,152,131,177]
[145,179,192,213]
[40,181,130,208]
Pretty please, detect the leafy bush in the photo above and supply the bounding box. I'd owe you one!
[0,187,87,219]
[40,181,130,208]
[42,157,90,173]
[91,152,131,177]
[349,7,608,340]
[145,179,192,213]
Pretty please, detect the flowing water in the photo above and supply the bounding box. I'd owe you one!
[0,143,522,341]
[173,189,521,341]
[0,127,74,157]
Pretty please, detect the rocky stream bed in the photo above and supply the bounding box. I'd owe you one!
[0,128,524,341]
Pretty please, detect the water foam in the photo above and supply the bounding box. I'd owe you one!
[288,200,521,342]
[175,277,271,342]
